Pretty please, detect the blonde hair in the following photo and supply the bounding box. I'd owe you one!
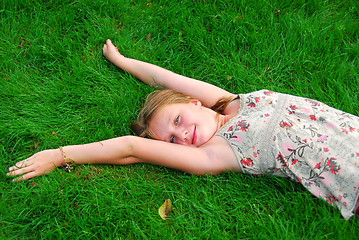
[131,89,235,138]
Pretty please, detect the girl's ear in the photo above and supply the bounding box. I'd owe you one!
[190,100,202,107]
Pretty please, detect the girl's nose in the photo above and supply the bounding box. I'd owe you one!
[181,130,188,142]
[177,129,188,143]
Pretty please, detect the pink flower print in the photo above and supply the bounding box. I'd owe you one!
[356,153,359,157]
[343,202,347,207]
[341,128,348,134]
[280,120,292,128]
[253,152,258,158]
[326,194,336,204]
[241,158,253,167]
[291,159,298,165]
[255,97,260,103]
[227,125,233,132]
[264,90,274,95]
[350,127,356,133]
[317,134,328,143]
[264,113,270,117]
[323,147,329,152]
[238,120,250,132]
[276,152,287,167]
[327,122,335,129]
[314,162,321,169]
[310,115,317,121]
[287,105,298,115]
[326,157,341,175]
[248,102,256,108]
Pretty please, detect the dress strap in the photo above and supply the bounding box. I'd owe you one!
[230,95,240,102]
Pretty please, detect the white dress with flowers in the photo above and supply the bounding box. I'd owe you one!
[215,90,359,219]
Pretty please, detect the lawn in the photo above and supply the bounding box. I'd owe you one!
[0,0,358,239]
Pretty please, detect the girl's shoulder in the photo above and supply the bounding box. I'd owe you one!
[200,134,242,173]
[223,95,241,117]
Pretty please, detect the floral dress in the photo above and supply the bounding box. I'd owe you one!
[215,90,359,219]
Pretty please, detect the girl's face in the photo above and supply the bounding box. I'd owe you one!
[148,101,220,147]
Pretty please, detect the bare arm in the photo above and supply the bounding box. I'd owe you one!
[103,39,235,107]
[7,136,239,181]
[7,136,141,182]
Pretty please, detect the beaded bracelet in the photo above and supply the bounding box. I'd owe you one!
[59,146,73,173]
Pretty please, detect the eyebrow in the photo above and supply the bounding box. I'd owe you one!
[165,111,173,142]
[166,110,178,142]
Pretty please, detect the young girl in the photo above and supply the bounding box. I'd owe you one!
[7,39,359,219]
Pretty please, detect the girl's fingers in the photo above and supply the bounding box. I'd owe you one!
[8,157,34,172]
[13,171,38,182]
[7,165,33,177]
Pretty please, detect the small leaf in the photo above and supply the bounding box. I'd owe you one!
[146,33,151,41]
[298,147,304,157]
[158,199,172,220]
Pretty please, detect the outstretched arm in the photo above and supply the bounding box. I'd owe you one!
[7,136,240,181]
[7,136,141,182]
[103,39,235,108]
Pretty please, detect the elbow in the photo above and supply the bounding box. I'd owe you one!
[115,135,137,160]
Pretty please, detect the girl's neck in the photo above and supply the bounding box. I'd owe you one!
[216,109,238,131]
[216,114,226,131]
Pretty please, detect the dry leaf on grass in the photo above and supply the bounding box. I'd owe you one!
[146,33,151,41]
[158,199,172,220]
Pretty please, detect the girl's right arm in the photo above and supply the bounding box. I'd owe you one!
[7,136,141,182]
[7,135,240,181]
[103,39,235,108]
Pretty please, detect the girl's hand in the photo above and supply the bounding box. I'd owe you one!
[102,39,125,63]
[7,149,64,182]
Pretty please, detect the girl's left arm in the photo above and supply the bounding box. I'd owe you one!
[103,39,235,108]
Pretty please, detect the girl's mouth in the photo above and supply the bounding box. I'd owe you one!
[192,126,197,145]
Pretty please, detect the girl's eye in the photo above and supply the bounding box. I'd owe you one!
[175,115,180,125]
[170,136,175,143]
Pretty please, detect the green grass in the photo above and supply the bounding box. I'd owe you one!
[0,0,358,239]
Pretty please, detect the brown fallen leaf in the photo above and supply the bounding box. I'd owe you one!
[146,33,151,41]
[158,199,172,220]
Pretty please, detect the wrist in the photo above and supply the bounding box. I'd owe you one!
[59,146,74,172]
